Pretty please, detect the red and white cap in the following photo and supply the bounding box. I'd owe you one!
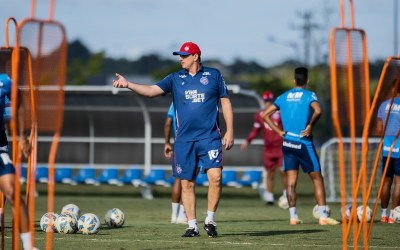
[173,42,201,56]
[262,91,274,102]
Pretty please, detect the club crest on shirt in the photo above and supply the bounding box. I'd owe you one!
[200,76,208,85]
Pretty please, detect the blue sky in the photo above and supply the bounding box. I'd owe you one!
[0,0,397,67]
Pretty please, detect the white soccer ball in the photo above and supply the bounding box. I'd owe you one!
[356,205,372,222]
[312,205,331,219]
[277,195,289,209]
[61,203,81,220]
[104,208,125,228]
[392,206,400,223]
[55,213,78,234]
[341,204,353,220]
[78,213,101,235]
[40,212,59,233]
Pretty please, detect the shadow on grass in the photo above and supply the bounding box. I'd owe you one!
[222,229,326,237]
[220,218,287,223]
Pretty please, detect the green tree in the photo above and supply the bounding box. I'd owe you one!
[67,40,105,85]
[67,52,105,85]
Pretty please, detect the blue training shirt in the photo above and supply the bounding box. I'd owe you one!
[157,66,229,142]
[0,74,11,150]
[377,97,400,158]
[0,73,11,128]
[274,87,318,141]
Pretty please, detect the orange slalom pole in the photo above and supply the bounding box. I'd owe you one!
[5,17,17,48]
[367,140,384,236]
[26,49,37,248]
[45,132,60,250]
[340,0,345,28]
[23,49,35,203]
[28,128,37,248]
[368,134,399,239]
[329,27,348,250]
[30,0,36,19]
[2,17,18,250]
[342,28,359,249]
[22,48,34,199]
[48,0,55,21]
[349,0,355,29]
[367,79,400,237]
[356,57,391,247]
[11,47,21,250]
[360,30,370,249]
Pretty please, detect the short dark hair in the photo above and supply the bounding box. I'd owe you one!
[294,67,308,86]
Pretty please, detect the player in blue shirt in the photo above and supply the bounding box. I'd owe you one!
[262,67,339,225]
[377,79,400,223]
[0,73,36,250]
[164,102,187,224]
[113,42,234,237]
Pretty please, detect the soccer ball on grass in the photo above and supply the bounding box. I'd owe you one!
[40,212,59,233]
[392,206,400,223]
[61,203,81,220]
[356,205,372,222]
[78,213,101,234]
[104,208,125,228]
[55,213,78,234]
[341,204,353,220]
[277,195,289,210]
[312,204,331,219]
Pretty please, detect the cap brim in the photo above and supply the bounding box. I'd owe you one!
[172,51,190,56]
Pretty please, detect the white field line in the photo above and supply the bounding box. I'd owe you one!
[5,236,400,249]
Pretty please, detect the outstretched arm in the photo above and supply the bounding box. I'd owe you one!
[112,73,164,97]
[221,97,234,150]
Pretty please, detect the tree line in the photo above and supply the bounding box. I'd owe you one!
[66,39,386,145]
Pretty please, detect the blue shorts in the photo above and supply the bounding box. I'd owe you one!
[282,139,321,173]
[171,153,202,177]
[0,150,15,176]
[382,157,400,177]
[173,137,223,180]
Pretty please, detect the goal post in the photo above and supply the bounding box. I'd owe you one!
[320,137,381,203]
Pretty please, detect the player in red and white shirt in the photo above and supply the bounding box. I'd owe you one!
[241,90,287,206]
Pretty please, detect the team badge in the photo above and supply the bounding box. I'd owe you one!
[200,76,208,85]
[176,164,182,174]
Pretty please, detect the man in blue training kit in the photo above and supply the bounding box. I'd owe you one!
[113,42,234,237]
[164,102,187,224]
[377,79,400,223]
[0,73,36,249]
[262,67,339,225]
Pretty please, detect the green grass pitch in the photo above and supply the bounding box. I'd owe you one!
[1,181,399,250]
